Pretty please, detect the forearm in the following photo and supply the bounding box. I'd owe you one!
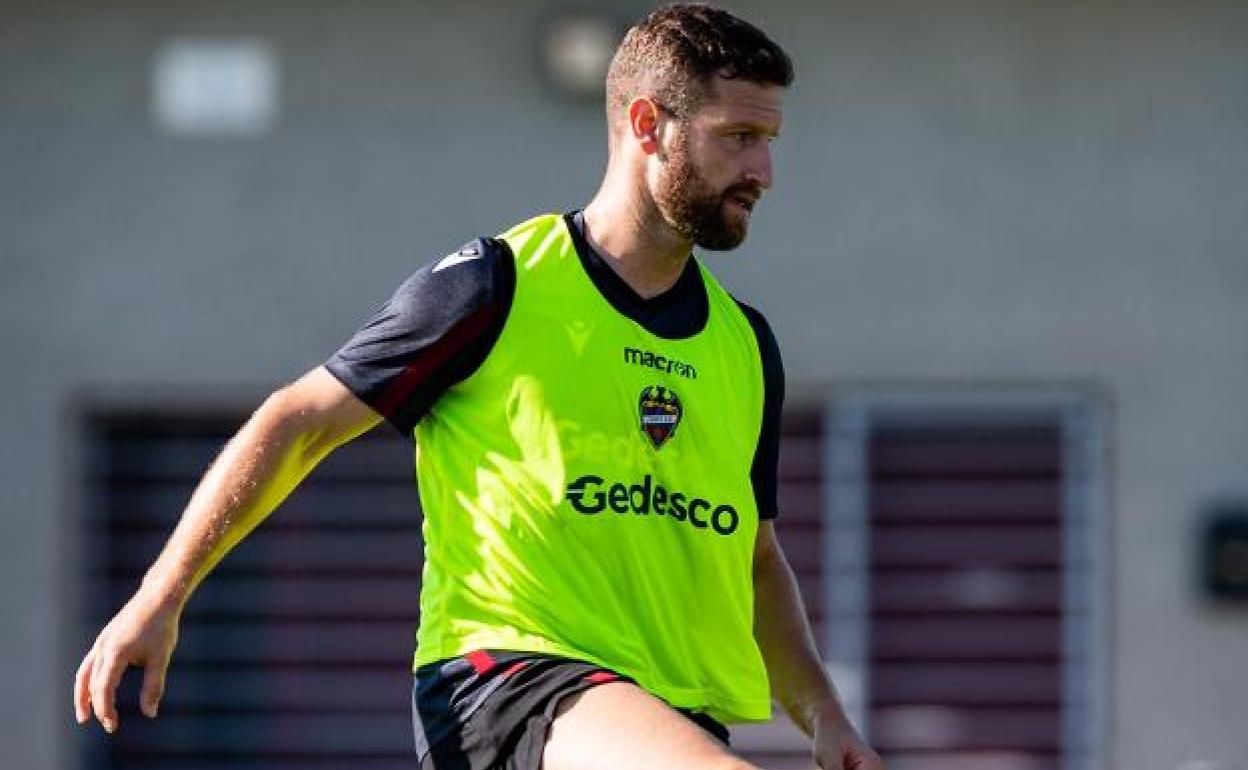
[753,541,851,736]
[139,388,347,610]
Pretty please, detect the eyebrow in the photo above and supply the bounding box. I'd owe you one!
[722,121,781,138]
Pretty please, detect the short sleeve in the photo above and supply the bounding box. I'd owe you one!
[325,237,515,434]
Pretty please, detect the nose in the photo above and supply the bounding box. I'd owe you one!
[745,144,773,191]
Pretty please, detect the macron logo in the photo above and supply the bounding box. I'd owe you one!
[433,245,483,273]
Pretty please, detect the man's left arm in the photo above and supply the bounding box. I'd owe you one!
[753,520,885,770]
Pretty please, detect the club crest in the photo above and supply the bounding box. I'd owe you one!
[639,385,682,449]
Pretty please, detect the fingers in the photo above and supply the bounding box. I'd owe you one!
[845,746,885,770]
[89,644,128,733]
[75,597,181,733]
[815,740,884,770]
[139,659,167,718]
[73,648,96,724]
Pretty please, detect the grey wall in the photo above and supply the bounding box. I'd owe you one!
[3,1,1247,768]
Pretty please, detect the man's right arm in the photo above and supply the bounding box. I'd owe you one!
[74,235,513,735]
[73,366,381,734]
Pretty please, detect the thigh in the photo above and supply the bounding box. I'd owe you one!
[542,682,758,770]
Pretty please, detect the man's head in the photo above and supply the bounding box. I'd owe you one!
[605,4,794,250]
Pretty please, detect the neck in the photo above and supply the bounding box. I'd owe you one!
[581,183,692,300]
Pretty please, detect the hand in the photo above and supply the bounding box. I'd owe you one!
[812,712,885,770]
[74,589,182,733]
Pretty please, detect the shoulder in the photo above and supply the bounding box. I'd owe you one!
[731,298,781,358]
[325,236,518,433]
[497,212,567,243]
[389,236,515,311]
[731,297,770,329]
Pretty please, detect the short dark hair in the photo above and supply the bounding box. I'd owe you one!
[606,4,794,121]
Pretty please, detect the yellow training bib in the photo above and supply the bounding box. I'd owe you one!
[411,213,771,723]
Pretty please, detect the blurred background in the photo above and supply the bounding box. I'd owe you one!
[3,1,1247,769]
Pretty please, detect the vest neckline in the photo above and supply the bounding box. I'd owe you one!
[562,210,710,340]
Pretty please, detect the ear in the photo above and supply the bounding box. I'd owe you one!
[627,97,663,155]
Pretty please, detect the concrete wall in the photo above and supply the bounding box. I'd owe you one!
[3,1,1246,768]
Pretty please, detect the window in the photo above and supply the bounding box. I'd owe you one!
[824,394,1107,770]
[79,408,419,770]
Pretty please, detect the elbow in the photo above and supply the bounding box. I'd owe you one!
[248,366,380,465]
[253,387,338,464]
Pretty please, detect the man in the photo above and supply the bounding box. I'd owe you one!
[74,5,885,770]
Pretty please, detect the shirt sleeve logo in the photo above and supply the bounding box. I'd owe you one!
[639,385,682,450]
[432,243,484,273]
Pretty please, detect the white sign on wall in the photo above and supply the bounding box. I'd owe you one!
[151,38,279,137]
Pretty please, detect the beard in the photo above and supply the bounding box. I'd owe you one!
[653,132,761,251]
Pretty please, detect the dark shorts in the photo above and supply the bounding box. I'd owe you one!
[411,650,731,770]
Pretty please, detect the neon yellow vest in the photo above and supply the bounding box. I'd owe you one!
[412,213,771,723]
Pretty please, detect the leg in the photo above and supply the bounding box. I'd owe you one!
[542,681,762,770]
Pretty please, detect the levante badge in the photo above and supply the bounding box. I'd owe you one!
[639,385,682,449]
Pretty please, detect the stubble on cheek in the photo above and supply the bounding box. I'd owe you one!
[654,132,750,251]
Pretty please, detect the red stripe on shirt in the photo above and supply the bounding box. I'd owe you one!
[373,304,495,419]
[585,671,620,683]
[465,650,495,674]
